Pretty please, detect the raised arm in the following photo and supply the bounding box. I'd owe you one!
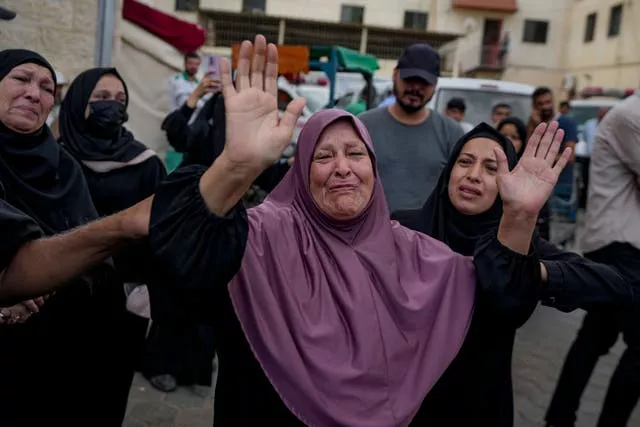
[473,121,572,324]
[198,35,305,216]
[149,35,305,300]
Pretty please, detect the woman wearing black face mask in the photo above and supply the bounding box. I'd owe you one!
[59,68,165,216]
[59,68,167,376]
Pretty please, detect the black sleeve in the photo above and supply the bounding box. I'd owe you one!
[536,238,633,312]
[473,231,542,328]
[0,198,44,270]
[161,103,196,152]
[148,165,249,308]
[390,209,425,231]
[112,157,168,284]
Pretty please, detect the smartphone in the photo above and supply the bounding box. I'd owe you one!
[205,54,222,78]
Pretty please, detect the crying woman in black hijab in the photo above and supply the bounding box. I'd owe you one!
[392,123,634,427]
[0,50,153,425]
[59,68,166,216]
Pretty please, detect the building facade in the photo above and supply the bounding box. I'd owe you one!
[562,0,639,93]
[0,0,103,82]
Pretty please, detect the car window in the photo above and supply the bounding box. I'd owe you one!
[435,88,532,125]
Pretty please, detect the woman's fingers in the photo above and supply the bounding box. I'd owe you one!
[264,43,279,96]
[250,35,267,91]
[535,121,559,159]
[522,122,546,159]
[278,98,306,145]
[220,57,236,99]
[235,39,253,91]
[546,128,565,165]
[493,147,510,177]
[552,147,573,175]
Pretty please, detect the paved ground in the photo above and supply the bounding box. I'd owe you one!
[124,217,640,426]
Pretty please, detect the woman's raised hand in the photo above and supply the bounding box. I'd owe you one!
[495,121,572,218]
[219,35,306,172]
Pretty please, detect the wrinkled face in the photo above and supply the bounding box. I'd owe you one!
[392,70,435,114]
[448,137,502,215]
[0,63,55,133]
[491,106,511,126]
[185,57,201,77]
[499,123,523,154]
[446,107,464,122]
[534,92,554,122]
[84,74,127,118]
[309,121,375,220]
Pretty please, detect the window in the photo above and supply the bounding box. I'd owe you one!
[243,0,266,13]
[522,19,549,44]
[584,13,597,42]
[608,4,623,37]
[403,11,428,30]
[341,5,364,24]
[175,0,199,11]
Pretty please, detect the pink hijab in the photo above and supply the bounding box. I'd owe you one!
[229,108,476,426]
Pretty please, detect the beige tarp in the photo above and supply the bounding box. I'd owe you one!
[113,20,184,160]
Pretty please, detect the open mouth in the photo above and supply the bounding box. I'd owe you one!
[459,185,482,197]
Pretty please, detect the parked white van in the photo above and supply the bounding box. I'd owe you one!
[427,78,535,126]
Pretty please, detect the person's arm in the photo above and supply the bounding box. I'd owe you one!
[473,121,572,324]
[473,230,541,327]
[610,106,640,185]
[536,239,633,311]
[161,104,196,152]
[0,197,151,304]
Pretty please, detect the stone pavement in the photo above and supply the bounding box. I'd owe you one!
[124,217,640,426]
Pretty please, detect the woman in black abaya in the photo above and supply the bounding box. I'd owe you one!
[58,67,166,375]
[0,50,146,425]
[393,123,633,426]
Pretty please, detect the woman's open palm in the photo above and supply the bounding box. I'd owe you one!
[495,121,572,217]
[219,35,306,170]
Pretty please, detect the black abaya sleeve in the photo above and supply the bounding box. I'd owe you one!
[0,198,43,270]
[148,165,248,321]
[536,238,633,311]
[161,103,196,152]
[473,232,542,328]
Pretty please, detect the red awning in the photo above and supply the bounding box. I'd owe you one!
[452,0,518,13]
[122,0,207,53]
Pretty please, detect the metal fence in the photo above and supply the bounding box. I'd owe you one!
[199,10,458,60]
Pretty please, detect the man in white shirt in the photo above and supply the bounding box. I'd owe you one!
[169,52,201,112]
[546,95,640,427]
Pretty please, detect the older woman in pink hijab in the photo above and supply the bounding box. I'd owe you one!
[149,35,571,426]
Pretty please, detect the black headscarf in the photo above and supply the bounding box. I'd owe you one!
[59,67,148,164]
[497,117,527,159]
[0,49,97,235]
[410,122,518,256]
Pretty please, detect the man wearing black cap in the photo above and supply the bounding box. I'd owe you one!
[359,44,464,212]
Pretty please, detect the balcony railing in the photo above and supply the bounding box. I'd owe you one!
[199,10,458,60]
